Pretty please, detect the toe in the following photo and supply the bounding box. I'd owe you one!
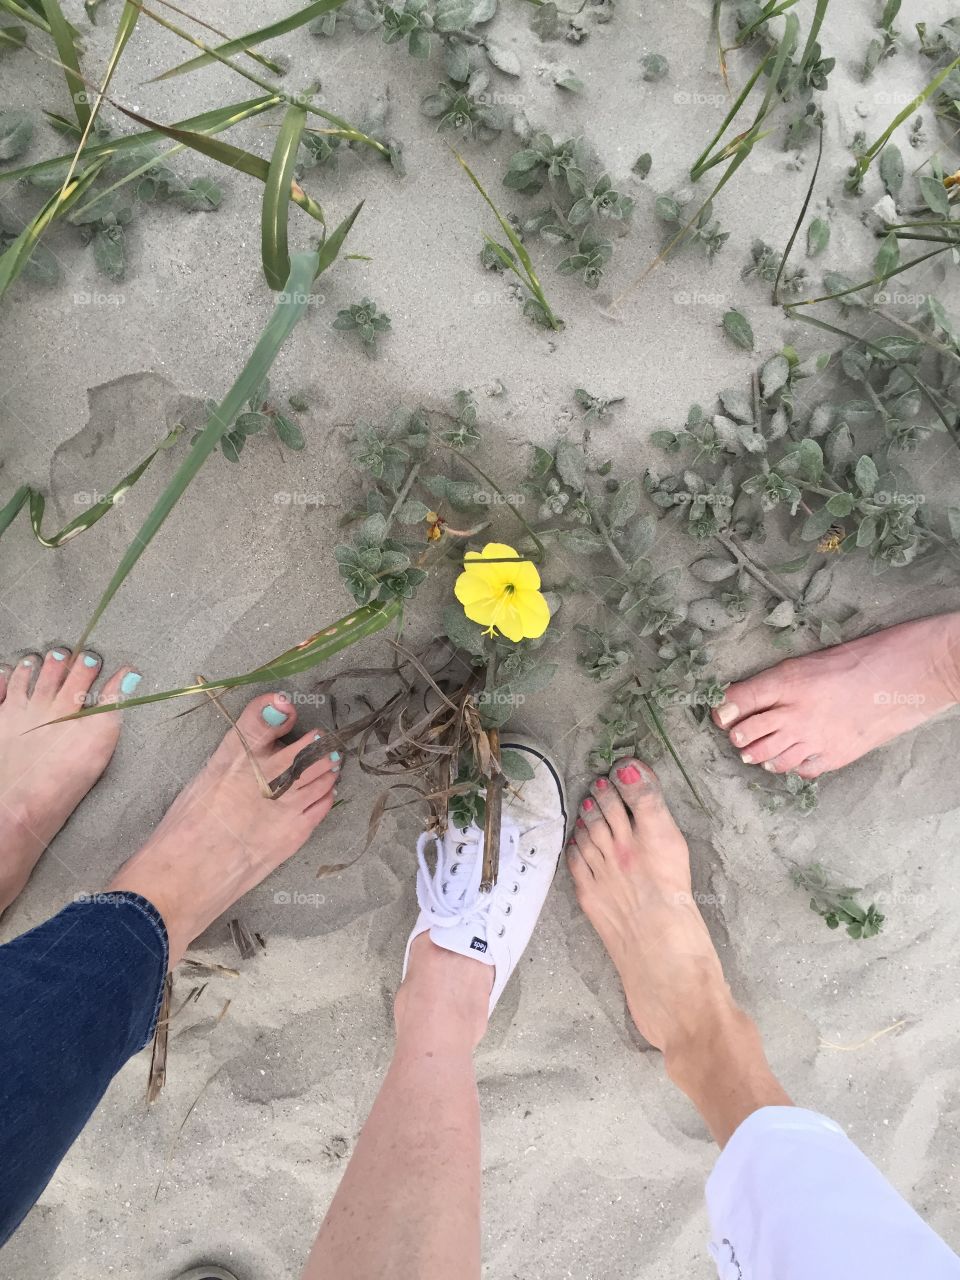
[761,743,811,775]
[270,729,329,777]
[294,749,341,789]
[739,731,798,766]
[570,825,603,878]
[56,650,103,711]
[298,772,337,816]
[727,709,786,751]
[232,692,298,751]
[712,668,783,730]
[98,665,144,708]
[590,775,631,843]
[566,838,596,894]
[8,654,40,702]
[0,663,10,704]
[578,796,614,856]
[794,753,826,780]
[610,757,666,819]
[31,646,72,700]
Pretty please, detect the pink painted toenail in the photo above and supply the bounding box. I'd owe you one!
[716,703,739,727]
[595,777,609,790]
[576,818,585,828]
[617,764,642,784]
[582,797,594,811]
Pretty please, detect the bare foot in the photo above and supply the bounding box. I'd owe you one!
[568,759,790,1145]
[0,647,140,912]
[711,612,960,778]
[108,692,340,966]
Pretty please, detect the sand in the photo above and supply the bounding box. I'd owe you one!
[2,0,960,1275]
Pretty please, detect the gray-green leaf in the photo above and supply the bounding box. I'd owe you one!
[722,309,754,351]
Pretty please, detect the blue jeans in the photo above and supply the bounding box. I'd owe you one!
[0,893,167,1246]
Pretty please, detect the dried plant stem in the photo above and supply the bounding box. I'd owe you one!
[715,532,798,603]
[481,727,503,892]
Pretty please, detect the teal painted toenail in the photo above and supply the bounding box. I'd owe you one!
[120,672,142,695]
[83,654,99,668]
[261,704,289,727]
[51,650,67,661]
[330,751,341,763]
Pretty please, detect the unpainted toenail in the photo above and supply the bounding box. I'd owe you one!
[617,764,642,784]
[740,753,753,765]
[763,762,776,772]
[732,731,744,746]
[582,797,594,811]
[21,657,34,667]
[716,703,739,728]
[595,777,609,790]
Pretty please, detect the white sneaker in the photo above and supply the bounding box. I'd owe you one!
[402,735,568,1013]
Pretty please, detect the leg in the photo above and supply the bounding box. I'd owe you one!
[0,646,141,912]
[303,732,567,1280]
[302,937,489,1280]
[0,692,340,1242]
[710,610,960,777]
[571,760,960,1277]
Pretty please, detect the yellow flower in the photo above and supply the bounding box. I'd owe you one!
[454,542,550,643]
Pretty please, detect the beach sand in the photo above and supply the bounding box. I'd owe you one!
[2,1,960,1275]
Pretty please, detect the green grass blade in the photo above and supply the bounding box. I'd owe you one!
[452,148,562,330]
[789,243,951,307]
[54,601,402,720]
[690,57,767,179]
[0,161,105,299]
[262,103,308,289]
[851,54,960,186]
[103,97,325,223]
[153,0,349,81]
[798,0,829,73]
[0,95,280,184]
[0,428,182,547]
[0,0,50,34]
[133,1,386,154]
[39,0,90,128]
[641,693,710,814]
[75,231,360,649]
[774,121,823,303]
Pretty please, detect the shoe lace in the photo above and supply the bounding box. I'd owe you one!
[414,815,544,933]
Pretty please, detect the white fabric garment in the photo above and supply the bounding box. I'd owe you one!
[706,1106,960,1279]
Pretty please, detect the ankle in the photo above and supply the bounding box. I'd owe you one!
[395,939,491,1052]
[663,999,791,1146]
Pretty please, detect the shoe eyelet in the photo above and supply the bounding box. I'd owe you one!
[519,863,527,874]
[504,903,512,916]
[497,925,506,937]
[511,883,519,893]
[456,843,466,855]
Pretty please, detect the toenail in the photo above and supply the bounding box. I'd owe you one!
[330,750,341,763]
[617,764,642,785]
[582,796,594,811]
[120,672,142,696]
[740,753,753,765]
[576,818,585,828]
[261,704,289,727]
[716,703,739,727]
[82,653,100,668]
[732,731,744,746]
[595,777,609,790]
[21,657,35,667]
[50,649,67,661]
[763,762,776,772]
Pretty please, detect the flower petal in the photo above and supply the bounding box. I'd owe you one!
[514,588,550,638]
